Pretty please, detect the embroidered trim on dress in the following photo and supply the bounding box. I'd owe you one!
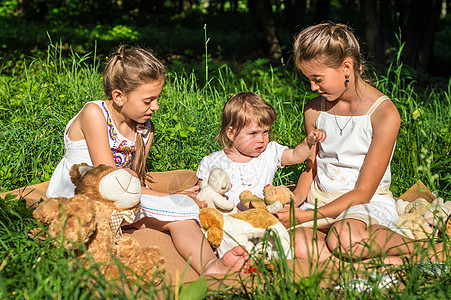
[101,101,135,168]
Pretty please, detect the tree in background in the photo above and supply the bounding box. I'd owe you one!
[402,0,443,71]
[9,0,450,73]
[360,0,444,71]
[248,0,283,62]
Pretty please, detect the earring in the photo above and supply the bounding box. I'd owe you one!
[345,75,350,83]
[117,102,123,107]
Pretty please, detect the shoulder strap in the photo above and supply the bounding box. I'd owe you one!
[366,96,390,116]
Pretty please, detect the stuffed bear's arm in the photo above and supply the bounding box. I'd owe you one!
[266,201,283,214]
[213,194,235,211]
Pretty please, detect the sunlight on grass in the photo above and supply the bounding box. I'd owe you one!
[0,42,450,298]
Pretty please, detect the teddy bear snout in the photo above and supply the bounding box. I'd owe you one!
[99,169,141,209]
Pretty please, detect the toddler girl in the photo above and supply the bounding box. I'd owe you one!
[46,46,248,275]
[197,92,325,211]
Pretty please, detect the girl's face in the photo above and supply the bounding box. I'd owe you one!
[227,121,270,159]
[298,59,347,101]
[119,79,164,124]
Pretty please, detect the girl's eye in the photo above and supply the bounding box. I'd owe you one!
[314,78,322,83]
[249,132,257,136]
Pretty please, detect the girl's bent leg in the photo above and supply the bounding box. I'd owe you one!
[327,219,445,261]
[293,227,332,263]
[135,217,248,275]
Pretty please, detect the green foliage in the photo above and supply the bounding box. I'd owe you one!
[0,41,450,298]
[1,40,450,196]
[374,36,451,196]
[0,42,103,190]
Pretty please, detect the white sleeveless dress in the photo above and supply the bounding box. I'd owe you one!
[301,96,398,228]
[46,100,199,222]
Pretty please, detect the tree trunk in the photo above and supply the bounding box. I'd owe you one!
[284,0,307,34]
[247,0,283,61]
[361,0,386,64]
[379,0,395,51]
[404,0,442,70]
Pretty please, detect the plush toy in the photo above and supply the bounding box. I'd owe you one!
[198,166,236,214]
[31,164,165,283]
[423,198,451,228]
[199,207,293,259]
[239,184,294,214]
[397,197,451,239]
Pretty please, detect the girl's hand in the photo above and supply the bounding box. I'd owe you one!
[195,199,208,209]
[276,205,311,228]
[276,204,295,228]
[182,184,200,194]
[177,189,207,208]
[306,129,326,146]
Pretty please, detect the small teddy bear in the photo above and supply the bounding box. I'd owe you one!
[197,166,237,214]
[397,197,451,239]
[239,184,294,214]
[32,164,165,283]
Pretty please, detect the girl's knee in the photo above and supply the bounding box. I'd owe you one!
[293,229,329,261]
[327,222,369,255]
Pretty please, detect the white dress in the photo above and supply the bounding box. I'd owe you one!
[303,96,398,228]
[197,141,288,209]
[47,100,199,222]
[197,141,289,258]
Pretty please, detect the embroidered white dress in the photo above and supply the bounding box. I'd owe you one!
[303,96,398,228]
[196,141,288,209]
[47,100,199,222]
[197,141,289,258]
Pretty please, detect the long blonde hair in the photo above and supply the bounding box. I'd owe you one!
[103,46,165,185]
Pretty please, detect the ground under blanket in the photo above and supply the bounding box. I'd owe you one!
[0,175,436,286]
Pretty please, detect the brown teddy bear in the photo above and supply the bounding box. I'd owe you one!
[239,184,294,214]
[31,164,165,283]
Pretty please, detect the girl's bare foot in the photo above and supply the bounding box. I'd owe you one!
[203,246,249,275]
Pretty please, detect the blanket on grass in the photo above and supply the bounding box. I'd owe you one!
[0,175,436,287]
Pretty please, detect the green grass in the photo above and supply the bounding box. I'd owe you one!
[0,43,450,298]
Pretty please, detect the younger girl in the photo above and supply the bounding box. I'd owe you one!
[276,23,443,263]
[197,92,326,211]
[47,46,248,275]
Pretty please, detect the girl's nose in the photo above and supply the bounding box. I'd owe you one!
[151,101,159,111]
[310,82,319,91]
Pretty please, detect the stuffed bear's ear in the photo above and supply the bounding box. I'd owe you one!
[70,163,92,186]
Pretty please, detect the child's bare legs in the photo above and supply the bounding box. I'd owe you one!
[133,218,248,275]
[293,227,332,263]
[326,219,444,262]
